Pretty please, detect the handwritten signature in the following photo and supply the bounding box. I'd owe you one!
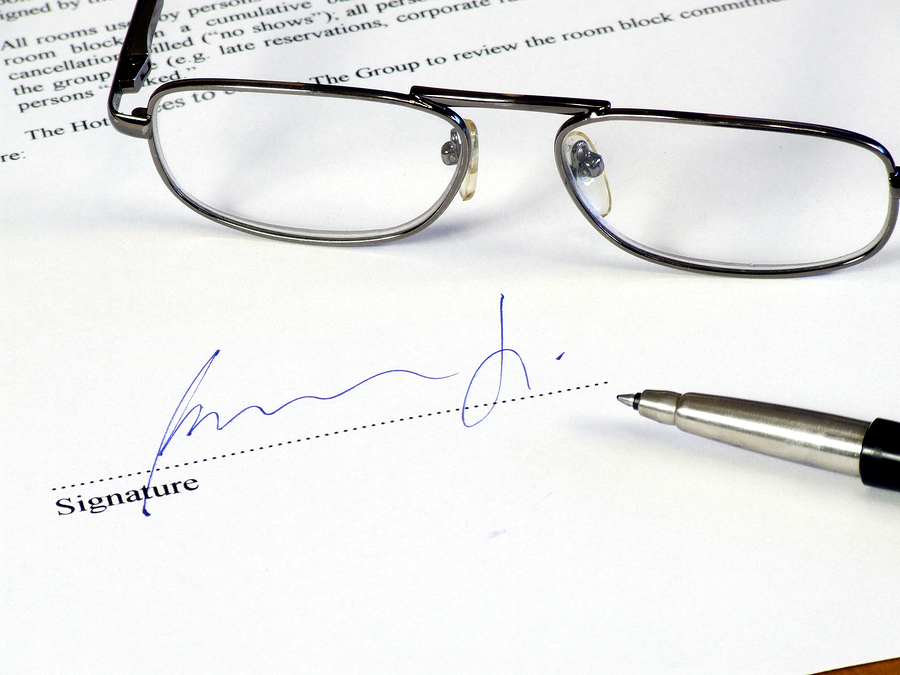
[142,295,530,516]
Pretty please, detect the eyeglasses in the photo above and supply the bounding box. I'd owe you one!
[109,0,900,277]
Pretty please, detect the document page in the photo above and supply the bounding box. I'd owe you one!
[3,1,900,672]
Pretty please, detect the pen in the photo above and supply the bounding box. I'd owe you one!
[617,390,900,492]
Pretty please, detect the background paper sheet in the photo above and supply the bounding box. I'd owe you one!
[3,0,900,672]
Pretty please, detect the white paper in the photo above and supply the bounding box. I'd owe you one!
[3,1,900,672]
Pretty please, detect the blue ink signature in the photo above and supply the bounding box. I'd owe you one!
[143,295,531,516]
[461,294,530,427]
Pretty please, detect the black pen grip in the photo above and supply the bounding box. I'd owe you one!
[859,418,900,492]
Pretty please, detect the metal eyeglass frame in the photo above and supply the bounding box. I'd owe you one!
[109,0,900,277]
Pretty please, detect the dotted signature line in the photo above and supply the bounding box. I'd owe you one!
[51,382,607,492]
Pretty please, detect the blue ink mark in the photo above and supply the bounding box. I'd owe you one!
[489,529,507,539]
[535,492,553,508]
[556,353,564,360]
[143,351,457,516]
[461,294,531,428]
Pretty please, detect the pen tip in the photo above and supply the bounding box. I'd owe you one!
[617,393,640,410]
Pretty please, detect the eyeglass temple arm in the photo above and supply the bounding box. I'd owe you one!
[108,0,162,137]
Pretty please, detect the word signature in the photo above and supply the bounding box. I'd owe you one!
[142,295,530,516]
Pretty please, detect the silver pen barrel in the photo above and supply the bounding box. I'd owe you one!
[626,390,869,476]
[619,390,900,492]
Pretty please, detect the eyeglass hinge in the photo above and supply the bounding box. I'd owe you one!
[117,55,152,94]
[107,90,151,138]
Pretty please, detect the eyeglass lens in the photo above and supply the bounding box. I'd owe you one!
[150,88,466,240]
[561,119,891,268]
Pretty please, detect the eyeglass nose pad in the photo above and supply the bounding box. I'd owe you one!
[564,131,611,217]
[441,119,479,201]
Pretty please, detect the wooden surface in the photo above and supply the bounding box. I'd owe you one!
[813,657,900,675]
